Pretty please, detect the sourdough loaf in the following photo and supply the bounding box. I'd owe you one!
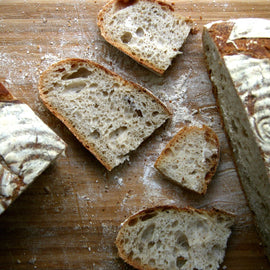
[97,0,193,75]
[154,125,219,194]
[0,83,66,214]
[116,205,234,270]
[202,18,270,259]
[38,58,170,171]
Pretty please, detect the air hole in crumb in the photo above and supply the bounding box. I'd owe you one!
[172,165,178,170]
[176,231,189,250]
[62,67,92,80]
[176,256,187,268]
[89,83,98,89]
[140,212,157,221]
[149,259,156,266]
[171,220,178,227]
[148,241,155,248]
[141,224,155,241]
[121,32,132,43]
[135,109,143,117]
[152,111,160,117]
[128,218,138,226]
[64,81,86,93]
[136,27,144,37]
[90,130,100,139]
[56,68,65,73]
[109,126,127,140]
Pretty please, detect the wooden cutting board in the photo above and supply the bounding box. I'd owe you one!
[0,0,269,269]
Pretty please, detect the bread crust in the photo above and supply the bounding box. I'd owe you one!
[154,125,220,194]
[205,21,270,60]
[116,205,234,270]
[202,18,270,260]
[38,58,171,171]
[97,0,192,75]
[0,82,16,101]
[0,83,66,214]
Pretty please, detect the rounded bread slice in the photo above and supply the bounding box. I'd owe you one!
[116,205,234,270]
[154,125,220,194]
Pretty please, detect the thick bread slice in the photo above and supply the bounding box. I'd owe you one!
[116,205,234,270]
[154,126,219,194]
[202,18,270,259]
[38,58,170,171]
[97,0,193,75]
[0,83,66,214]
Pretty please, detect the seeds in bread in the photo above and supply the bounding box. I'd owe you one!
[116,205,234,270]
[38,58,170,171]
[97,0,193,75]
[202,18,270,259]
[154,125,219,194]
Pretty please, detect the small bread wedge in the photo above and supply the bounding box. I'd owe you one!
[154,125,219,194]
[97,0,193,75]
[116,205,234,270]
[38,58,170,171]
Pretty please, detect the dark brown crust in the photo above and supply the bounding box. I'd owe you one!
[97,0,192,75]
[206,21,270,60]
[116,205,234,270]
[202,20,270,259]
[38,58,171,171]
[0,83,16,101]
[154,125,220,195]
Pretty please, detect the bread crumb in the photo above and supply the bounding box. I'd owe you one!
[28,257,36,265]
[44,186,51,194]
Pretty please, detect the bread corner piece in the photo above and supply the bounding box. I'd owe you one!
[38,58,170,171]
[202,18,270,259]
[0,83,66,215]
[116,205,234,270]
[97,0,193,75]
[155,125,219,194]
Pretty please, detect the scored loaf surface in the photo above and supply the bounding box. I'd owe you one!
[38,58,170,171]
[154,125,220,194]
[202,18,270,259]
[97,0,193,75]
[0,83,66,214]
[116,205,234,270]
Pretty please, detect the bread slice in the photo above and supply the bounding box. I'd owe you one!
[0,83,66,214]
[97,0,193,75]
[116,205,234,270]
[202,18,270,259]
[38,58,170,171]
[154,126,219,194]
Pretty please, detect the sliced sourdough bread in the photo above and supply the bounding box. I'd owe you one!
[116,205,234,270]
[0,83,66,214]
[202,18,270,259]
[97,0,193,75]
[154,125,219,194]
[38,58,170,171]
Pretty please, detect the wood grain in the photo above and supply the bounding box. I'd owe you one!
[0,0,270,269]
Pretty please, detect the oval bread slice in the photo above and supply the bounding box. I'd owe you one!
[97,0,193,75]
[116,205,234,270]
[38,58,170,171]
[154,125,219,194]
